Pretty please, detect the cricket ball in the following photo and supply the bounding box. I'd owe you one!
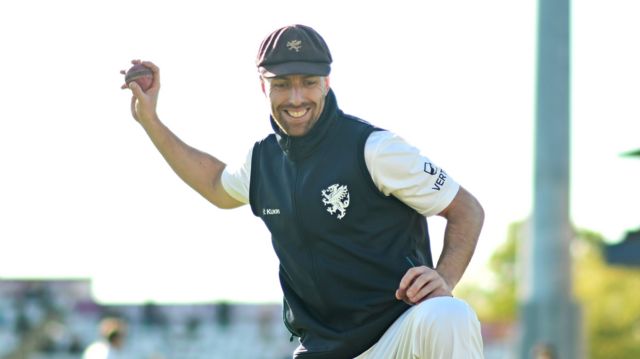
[125,64,154,91]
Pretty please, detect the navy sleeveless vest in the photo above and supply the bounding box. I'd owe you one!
[249,90,433,358]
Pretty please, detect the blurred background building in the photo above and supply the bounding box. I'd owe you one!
[0,280,297,359]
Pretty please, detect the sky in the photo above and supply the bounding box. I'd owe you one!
[0,0,638,304]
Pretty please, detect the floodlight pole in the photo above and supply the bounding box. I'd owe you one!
[519,0,582,358]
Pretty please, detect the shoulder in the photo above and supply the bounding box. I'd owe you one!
[364,130,419,164]
[339,111,380,132]
[365,130,395,148]
[336,112,384,153]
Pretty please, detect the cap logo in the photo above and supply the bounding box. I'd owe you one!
[286,40,302,52]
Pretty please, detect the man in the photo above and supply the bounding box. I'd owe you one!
[82,317,127,359]
[122,24,484,358]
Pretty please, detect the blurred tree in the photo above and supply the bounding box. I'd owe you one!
[573,230,640,359]
[456,221,521,322]
[458,222,640,359]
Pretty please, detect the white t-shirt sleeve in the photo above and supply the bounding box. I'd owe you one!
[364,131,460,217]
[220,148,252,204]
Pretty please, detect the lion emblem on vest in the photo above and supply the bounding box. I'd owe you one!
[321,184,350,220]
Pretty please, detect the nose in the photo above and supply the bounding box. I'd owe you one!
[287,82,304,106]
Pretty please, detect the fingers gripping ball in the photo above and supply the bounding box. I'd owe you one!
[125,64,153,91]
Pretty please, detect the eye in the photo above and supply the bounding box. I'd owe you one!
[304,78,318,87]
[271,81,288,89]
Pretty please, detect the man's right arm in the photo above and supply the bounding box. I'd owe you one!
[124,60,243,209]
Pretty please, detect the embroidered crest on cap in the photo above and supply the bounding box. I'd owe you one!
[287,40,302,52]
[321,184,350,220]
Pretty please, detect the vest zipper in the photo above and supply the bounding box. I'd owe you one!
[285,163,305,341]
[291,162,325,313]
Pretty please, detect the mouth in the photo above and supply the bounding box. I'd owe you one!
[284,108,310,119]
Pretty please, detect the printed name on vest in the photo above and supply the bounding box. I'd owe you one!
[321,183,350,220]
[262,208,281,215]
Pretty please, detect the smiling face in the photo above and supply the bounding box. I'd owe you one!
[262,74,330,137]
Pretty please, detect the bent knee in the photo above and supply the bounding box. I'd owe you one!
[410,296,479,331]
[396,297,483,358]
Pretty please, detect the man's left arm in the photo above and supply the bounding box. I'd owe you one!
[435,186,484,290]
[396,186,484,304]
[363,131,484,304]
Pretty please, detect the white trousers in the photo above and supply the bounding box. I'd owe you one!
[355,297,483,359]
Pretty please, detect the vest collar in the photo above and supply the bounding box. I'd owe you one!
[270,89,338,161]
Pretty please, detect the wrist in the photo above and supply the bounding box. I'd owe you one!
[435,267,457,291]
[138,112,160,127]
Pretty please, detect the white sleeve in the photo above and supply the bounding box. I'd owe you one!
[220,148,252,204]
[364,131,460,217]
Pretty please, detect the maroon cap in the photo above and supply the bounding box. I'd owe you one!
[256,24,332,78]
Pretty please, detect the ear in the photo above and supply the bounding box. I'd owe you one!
[260,77,267,96]
[324,76,331,94]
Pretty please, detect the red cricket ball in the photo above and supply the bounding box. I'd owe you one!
[125,64,154,91]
